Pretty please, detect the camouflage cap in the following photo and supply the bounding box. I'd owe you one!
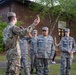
[42,27,49,31]
[33,29,38,33]
[7,12,16,17]
[64,28,70,32]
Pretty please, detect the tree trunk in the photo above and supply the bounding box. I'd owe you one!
[49,12,61,35]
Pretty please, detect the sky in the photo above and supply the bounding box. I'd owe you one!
[29,0,59,6]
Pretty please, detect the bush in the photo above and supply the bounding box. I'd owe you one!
[0,20,7,52]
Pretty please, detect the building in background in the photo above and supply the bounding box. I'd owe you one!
[0,0,76,53]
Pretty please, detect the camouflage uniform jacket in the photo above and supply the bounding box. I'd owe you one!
[3,23,35,60]
[30,36,38,55]
[19,36,30,57]
[59,36,76,58]
[36,35,55,59]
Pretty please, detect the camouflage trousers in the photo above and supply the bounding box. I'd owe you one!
[60,56,71,75]
[30,54,37,72]
[20,56,30,75]
[6,49,21,75]
[36,58,49,75]
[6,58,20,75]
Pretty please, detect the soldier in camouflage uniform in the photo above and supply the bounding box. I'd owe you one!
[3,12,40,75]
[59,28,76,75]
[35,27,55,75]
[19,34,31,75]
[30,30,38,74]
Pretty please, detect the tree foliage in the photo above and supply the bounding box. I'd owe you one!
[18,0,76,19]
[0,20,7,52]
[28,0,76,34]
[59,0,76,20]
[13,0,76,35]
[29,0,61,34]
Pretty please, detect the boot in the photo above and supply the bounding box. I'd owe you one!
[30,69,33,74]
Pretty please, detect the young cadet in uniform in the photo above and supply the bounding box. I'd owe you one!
[3,12,40,75]
[59,28,76,75]
[30,30,38,74]
[19,26,32,75]
[35,27,55,75]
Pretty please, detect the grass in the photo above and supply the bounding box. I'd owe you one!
[0,53,76,62]
[0,54,76,75]
[0,55,6,62]
[0,55,75,62]
[0,63,76,75]
[0,68,5,75]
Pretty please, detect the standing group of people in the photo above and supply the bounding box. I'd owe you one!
[3,12,76,75]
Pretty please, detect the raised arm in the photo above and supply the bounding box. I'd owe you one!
[12,15,40,36]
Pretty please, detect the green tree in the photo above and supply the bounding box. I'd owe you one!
[0,21,7,52]
[59,0,76,19]
[29,0,76,34]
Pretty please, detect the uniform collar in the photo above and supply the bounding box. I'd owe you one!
[65,36,70,40]
[42,35,49,38]
[65,36,70,38]
[33,36,37,39]
[8,22,15,26]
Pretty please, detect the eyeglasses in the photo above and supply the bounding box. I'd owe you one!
[34,33,37,34]
[42,30,47,32]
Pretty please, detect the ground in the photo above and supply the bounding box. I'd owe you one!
[0,52,76,75]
